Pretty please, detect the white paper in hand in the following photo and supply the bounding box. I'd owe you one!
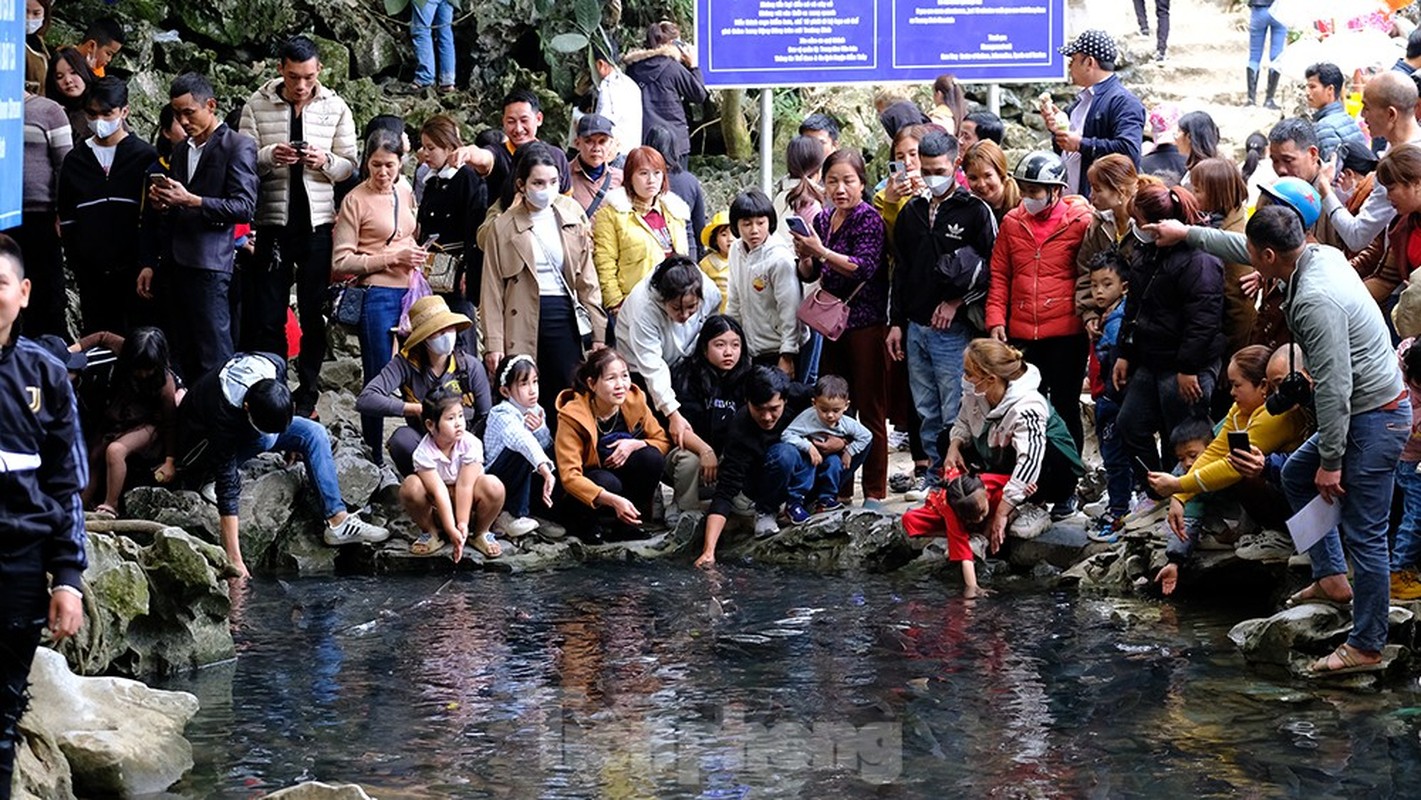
[1286,494,1342,555]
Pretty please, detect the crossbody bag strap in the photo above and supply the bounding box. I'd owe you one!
[528,220,585,310]
[584,170,615,217]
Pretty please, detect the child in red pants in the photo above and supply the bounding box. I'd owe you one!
[903,470,1009,598]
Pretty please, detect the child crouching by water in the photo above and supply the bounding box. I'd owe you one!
[902,469,1005,598]
[401,389,506,560]
[483,354,556,538]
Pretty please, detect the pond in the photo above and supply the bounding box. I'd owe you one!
[158,565,1421,798]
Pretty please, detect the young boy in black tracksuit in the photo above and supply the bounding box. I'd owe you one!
[56,76,158,336]
[0,235,87,799]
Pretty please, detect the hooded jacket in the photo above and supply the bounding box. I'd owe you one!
[57,135,159,279]
[554,385,671,507]
[986,196,1093,340]
[592,186,692,307]
[622,45,708,163]
[239,78,358,228]
[948,363,1072,506]
[725,236,804,358]
[1117,241,1225,375]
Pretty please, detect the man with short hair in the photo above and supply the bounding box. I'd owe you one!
[141,72,259,381]
[887,131,997,482]
[74,17,124,77]
[569,113,624,216]
[1245,205,1409,674]
[239,35,358,418]
[1394,28,1421,74]
[177,351,390,579]
[1045,29,1145,198]
[457,89,572,206]
[1305,63,1366,161]
[1317,71,1421,252]
[956,111,1005,150]
[593,43,642,158]
[798,113,840,158]
[57,76,158,335]
[624,21,708,169]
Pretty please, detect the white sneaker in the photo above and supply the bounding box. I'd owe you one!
[903,473,932,502]
[1009,504,1052,540]
[323,514,391,546]
[1235,529,1294,562]
[754,512,781,539]
[494,511,539,538]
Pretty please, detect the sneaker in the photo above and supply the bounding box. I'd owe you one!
[1086,516,1122,544]
[494,511,539,539]
[533,516,567,539]
[785,502,811,524]
[903,473,933,502]
[754,512,781,539]
[731,493,756,516]
[665,502,684,529]
[199,482,217,506]
[1122,498,1170,532]
[863,498,886,512]
[1234,529,1294,562]
[889,471,916,493]
[324,514,391,546]
[1049,495,1079,521]
[887,429,910,451]
[1009,504,1052,540]
[1392,571,1421,601]
[816,497,844,514]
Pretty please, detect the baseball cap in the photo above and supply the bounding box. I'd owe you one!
[576,114,615,138]
[1059,29,1118,65]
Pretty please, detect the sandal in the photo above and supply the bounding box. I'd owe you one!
[409,531,445,556]
[471,531,502,559]
[92,504,117,520]
[1284,583,1352,609]
[1309,644,1384,676]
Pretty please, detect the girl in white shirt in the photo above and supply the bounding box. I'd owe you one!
[402,390,506,560]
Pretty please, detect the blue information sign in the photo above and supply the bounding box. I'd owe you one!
[0,0,22,229]
[698,0,1064,87]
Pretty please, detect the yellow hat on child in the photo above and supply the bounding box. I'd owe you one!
[700,210,731,249]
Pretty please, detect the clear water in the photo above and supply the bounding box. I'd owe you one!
[156,566,1421,798]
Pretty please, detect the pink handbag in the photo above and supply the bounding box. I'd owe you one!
[796,282,865,341]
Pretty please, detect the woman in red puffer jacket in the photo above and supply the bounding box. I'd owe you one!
[986,150,1093,457]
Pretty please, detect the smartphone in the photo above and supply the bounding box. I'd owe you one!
[420,233,441,248]
[1227,430,1251,453]
[291,140,308,151]
[786,216,811,237]
[149,173,172,189]
[889,160,905,178]
[1133,456,1151,475]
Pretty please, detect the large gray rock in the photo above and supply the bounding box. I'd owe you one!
[333,448,382,508]
[22,648,198,796]
[1229,604,1351,666]
[55,529,235,677]
[122,487,221,542]
[12,719,75,800]
[719,511,915,572]
[263,781,375,799]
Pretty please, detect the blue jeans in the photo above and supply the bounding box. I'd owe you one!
[1248,6,1286,72]
[358,286,406,464]
[1393,461,1421,571]
[411,0,455,86]
[486,449,535,518]
[1094,394,1132,516]
[906,321,969,469]
[787,447,869,505]
[748,442,800,514]
[798,331,824,387]
[233,417,347,519]
[1283,403,1410,653]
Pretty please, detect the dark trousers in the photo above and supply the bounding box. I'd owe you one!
[0,550,47,800]
[537,296,585,425]
[1015,333,1088,453]
[74,267,140,336]
[387,424,423,477]
[820,324,890,500]
[170,268,234,382]
[555,447,666,539]
[1133,0,1171,53]
[487,448,539,518]
[245,225,333,409]
[4,212,67,339]
[1119,363,1216,487]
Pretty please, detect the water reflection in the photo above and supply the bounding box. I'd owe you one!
[159,567,1421,798]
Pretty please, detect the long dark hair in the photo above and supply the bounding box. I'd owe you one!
[504,141,558,208]
[114,327,170,398]
[46,47,94,111]
[674,314,749,403]
[1178,111,1220,170]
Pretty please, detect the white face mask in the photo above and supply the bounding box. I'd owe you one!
[525,186,556,210]
[1334,184,1354,204]
[25,17,43,35]
[923,174,953,197]
[426,331,457,357]
[963,377,987,402]
[1022,196,1052,216]
[92,117,123,139]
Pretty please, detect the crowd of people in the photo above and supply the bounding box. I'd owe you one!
[12,5,1421,729]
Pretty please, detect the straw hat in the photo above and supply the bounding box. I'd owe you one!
[403,295,471,353]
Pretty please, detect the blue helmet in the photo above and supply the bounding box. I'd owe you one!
[1258,177,1321,230]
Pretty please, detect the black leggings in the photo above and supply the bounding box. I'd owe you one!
[555,446,666,539]
[1015,334,1088,452]
[0,556,46,800]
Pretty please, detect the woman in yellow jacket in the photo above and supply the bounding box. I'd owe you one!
[592,146,691,326]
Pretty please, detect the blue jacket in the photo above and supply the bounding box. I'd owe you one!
[1095,298,1126,401]
[1059,74,1146,198]
[0,336,88,592]
[1313,101,1366,161]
